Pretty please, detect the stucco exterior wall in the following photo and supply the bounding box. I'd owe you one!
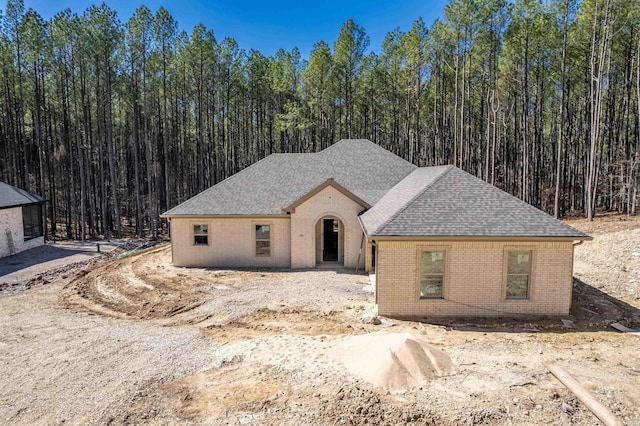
[376,240,575,317]
[290,186,366,269]
[0,206,44,258]
[169,217,291,268]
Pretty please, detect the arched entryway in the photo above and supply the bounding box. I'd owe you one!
[315,216,344,265]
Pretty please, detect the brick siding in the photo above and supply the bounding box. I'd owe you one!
[376,240,574,317]
[170,217,292,268]
[0,206,43,258]
[290,185,366,269]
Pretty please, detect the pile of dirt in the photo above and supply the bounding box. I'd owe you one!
[331,332,453,391]
[312,385,439,425]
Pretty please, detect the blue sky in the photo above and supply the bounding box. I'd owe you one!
[19,0,448,58]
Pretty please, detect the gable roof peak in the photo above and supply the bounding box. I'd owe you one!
[282,178,371,213]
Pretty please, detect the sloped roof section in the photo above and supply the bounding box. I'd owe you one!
[0,181,45,210]
[360,166,590,239]
[359,166,450,236]
[162,139,416,216]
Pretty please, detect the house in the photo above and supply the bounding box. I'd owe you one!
[0,182,46,258]
[162,139,590,317]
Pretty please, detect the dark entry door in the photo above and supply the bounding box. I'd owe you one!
[371,244,376,268]
[323,219,339,261]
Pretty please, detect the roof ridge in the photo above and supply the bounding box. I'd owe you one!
[370,165,454,235]
[320,138,381,153]
[320,138,362,153]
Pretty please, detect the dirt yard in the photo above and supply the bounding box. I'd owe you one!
[1,215,639,425]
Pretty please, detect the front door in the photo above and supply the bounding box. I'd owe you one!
[322,218,339,261]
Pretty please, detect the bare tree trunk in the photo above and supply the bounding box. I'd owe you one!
[162,44,170,222]
[16,30,29,190]
[131,58,143,238]
[633,34,640,215]
[587,0,612,221]
[80,65,96,239]
[522,28,530,204]
[105,58,121,238]
[72,55,86,240]
[95,59,108,237]
[143,49,157,240]
[453,49,459,167]
[555,0,570,219]
[33,62,46,239]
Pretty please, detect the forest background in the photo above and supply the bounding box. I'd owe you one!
[0,0,638,240]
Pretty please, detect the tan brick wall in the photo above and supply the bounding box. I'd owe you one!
[290,185,366,269]
[376,240,574,317]
[0,207,43,258]
[170,217,291,268]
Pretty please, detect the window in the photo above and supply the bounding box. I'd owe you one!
[193,224,208,245]
[506,251,531,299]
[420,250,445,299]
[255,224,270,256]
[22,204,43,241]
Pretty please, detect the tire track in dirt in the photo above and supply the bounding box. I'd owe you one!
[62,245,211,322]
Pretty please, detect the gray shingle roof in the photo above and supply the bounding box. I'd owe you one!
[162,139,417,216]
[0,181,45,209]
[360,166,589,239]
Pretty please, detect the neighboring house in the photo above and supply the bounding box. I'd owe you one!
[162,139,591,317]
[0,181,46,258]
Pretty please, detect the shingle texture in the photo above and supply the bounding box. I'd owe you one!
[164,139,588,239]
[360,166,589,238]
[0,181,45,209]
[163,139,417,216]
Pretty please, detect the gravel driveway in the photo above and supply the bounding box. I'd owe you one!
[0,240,123,285]
[0,249,373,425]
[0,285,219,425]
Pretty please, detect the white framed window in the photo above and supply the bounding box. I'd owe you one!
[193,224,208,246]
[255,224,270,256]
[505,250,532,299]
[419,250,445,299]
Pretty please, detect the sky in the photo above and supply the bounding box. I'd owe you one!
[17,0,449,58]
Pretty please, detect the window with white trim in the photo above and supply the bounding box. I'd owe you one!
[420,250,445,299]
[193,224,208,245]
[506,250,531,299]
[255,224,270,256]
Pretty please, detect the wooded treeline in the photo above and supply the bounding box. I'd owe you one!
[0,0,638,240]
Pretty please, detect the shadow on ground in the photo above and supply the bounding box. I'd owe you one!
[570,278,640,324]
[0,244,100,278]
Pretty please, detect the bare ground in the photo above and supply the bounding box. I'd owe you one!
[1,216,639,425]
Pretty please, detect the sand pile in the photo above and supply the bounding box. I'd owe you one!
[331,331,453,391]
